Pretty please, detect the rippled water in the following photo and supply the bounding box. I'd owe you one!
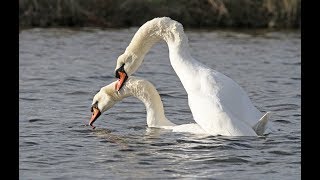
[19,28,300,179]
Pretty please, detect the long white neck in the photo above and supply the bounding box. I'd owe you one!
[125,17,199,91]
[117,77,175,127]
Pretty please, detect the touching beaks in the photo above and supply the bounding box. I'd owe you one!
[89,107,101,129]
[115,64,128,91]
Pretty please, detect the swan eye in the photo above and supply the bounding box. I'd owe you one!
[91,101,98,112]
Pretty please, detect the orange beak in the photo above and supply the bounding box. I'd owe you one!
[115,71,127,91]
[89,107,101,129]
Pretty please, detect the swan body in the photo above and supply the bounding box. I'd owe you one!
[113,17,271,136]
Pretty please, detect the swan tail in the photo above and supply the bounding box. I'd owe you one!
[253,112,271,136]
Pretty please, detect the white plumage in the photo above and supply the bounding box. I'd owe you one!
[113,17,271,136]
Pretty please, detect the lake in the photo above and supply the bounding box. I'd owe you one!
[19,28,300,179]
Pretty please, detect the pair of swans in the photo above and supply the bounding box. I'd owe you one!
[89,17,271,136]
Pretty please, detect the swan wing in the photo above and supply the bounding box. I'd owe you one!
[206,70,263,127]
[188,92,257,136]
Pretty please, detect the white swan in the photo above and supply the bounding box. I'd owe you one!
[113,17,271,136]
[89,76,206,134]
[89,76,268,136]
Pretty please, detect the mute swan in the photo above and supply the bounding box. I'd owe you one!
[113,17,271,136]
[89,77,269,136]
[89,76,206,134]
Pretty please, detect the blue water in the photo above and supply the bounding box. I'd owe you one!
[19,28,300,179]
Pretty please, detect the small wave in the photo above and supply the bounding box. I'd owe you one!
[42,82,61,87]
[119,148,135,152]
[159,93,176,98]
[290,77,301,81]
[151,142,177,147]
[254,161,272,165]
[20,97,42,101]
[292,113,301,117]
[262,170,278,174]
[138,161,152,165]
[163,169,177,173]
[190,145,225,150]
[268,103,299,108]
[289,161,301,164]
[200,157,250,164]
[266,80,278,83]
[65,77,90,83]
[228,142,253,149]
[265,103,299,111]
[287,136,300,140]
[65,144,83,148]
[26,77,47,81]
[176,139,203,144]
[98,159,117,163]
[23,141,39,146]
[87,75,113,80]
[28,118,46,123]
[136,152,152,157]
[274,119,291,124]
[268,150,293,156]
[282,62,301,66]
[65,91,89,95]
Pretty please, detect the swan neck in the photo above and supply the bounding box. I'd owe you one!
[124,78,174,127]
[125,18,190,59]
[125,27,161,59]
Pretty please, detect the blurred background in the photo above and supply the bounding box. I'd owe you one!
[19,0,301,29]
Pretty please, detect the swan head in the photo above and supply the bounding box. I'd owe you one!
[115,52,143,91]
[89,83,118,129]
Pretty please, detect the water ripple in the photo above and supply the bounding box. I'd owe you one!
[268,150,294,156]
[28,118,46,123]
[20,97,42,101]
[23,141,39,146]
[65,91,90,95]
[204,157,250,163]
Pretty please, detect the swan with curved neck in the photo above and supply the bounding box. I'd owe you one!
[89,77,269,136]
[90,76,175,129]
[113,17,271,136]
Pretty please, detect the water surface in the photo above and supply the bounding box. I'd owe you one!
[19,28,300,179]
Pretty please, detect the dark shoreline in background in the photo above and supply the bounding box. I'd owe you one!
[19,26,300,35]
[19,0,300,29]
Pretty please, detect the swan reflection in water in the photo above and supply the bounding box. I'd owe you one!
[86,124,178,149]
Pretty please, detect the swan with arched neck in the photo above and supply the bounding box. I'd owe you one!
[113,17,271,136]
[89,76,207,134]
